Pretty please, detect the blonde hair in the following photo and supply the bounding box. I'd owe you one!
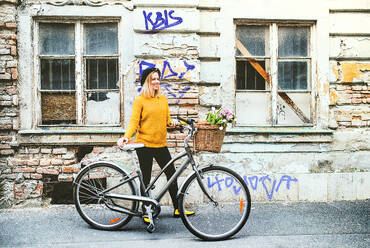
[140,71,161,98]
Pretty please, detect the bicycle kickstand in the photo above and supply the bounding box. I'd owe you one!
[144,205,155,233]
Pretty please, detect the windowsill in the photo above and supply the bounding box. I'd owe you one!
[224,126,333,144]
[19,127,126,135]
[18,126,334,146]
[18,127,126,145]
[227,126,333,134]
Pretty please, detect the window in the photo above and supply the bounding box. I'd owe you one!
[37,21,120,126]
[235,22,314,126]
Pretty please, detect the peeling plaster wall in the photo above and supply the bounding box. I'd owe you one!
[1,0,369,208]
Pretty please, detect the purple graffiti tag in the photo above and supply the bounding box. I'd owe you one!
[139,61,156,77]
[140,60,194,81]
[233,185,242,195]
[142,11,165,31]
[142,11,152,31]
[248,176,259,191]
[176,86,191,103]
[207,176,224,191]
[178,86,191,97]
[205,174,297,200]
[143,10,183,31]
[161,83,177,98]
[259,175,277,200]
[168,10,183,27]
[178,60,195,79]
[243,176,248,187]
[183,60,195,71]
[275,175,298,192]
[162,61,178,79]
[225,177,234,187]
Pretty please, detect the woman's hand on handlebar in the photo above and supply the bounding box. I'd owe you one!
[117,137,129,148]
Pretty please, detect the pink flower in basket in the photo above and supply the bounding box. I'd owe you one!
[206,107,235,127]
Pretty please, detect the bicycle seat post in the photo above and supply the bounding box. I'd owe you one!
[128,150,141,174]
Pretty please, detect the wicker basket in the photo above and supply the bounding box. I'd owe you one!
[194,121,226,153]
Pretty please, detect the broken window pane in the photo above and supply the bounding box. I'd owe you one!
[85,92,120,125]
[86,59,118,89]
[39,23,75,55]
[236,60,266,90]
[236,25,268,56]
[41,59,75,90]
[278,61,307,90]
[84,23,118,55]
[278,27,309,57]
[41,92,76,124]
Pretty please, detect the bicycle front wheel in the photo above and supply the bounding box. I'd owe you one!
[178,166,251,241]
[73,162,138,230]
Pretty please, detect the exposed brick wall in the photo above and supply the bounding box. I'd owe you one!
[3,147,79,205]
[330,62,370,128]
[0,0,18,159]
[0,0,19,207]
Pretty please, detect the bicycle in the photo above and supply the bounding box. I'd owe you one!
[72,117,251,241]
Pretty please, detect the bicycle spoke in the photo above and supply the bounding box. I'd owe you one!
[78,191,100,201]
[88,170,99,194]
[78,182,101,197]
[96,178,105,191]
[80,196,100,204]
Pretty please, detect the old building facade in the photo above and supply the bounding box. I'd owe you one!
[0,0,369,207]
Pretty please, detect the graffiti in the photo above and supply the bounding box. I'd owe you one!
[139,60,195,80]
[179,60,195,79]
[138,60,194,103]
[277,103,286,120]
[207,174,298,200]
[161,84,191,103]
[137,83,191,104]
[137,61,193,103]
[143,9,183,31]
[162,61,178,79]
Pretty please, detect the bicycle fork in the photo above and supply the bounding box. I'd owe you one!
[193,163,218,206]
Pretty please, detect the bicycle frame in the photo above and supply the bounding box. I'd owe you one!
[145,149,193,201]
[101,127,198,216]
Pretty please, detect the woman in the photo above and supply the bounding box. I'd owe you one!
[117,67,194,223]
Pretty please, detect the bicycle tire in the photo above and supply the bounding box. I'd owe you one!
[178,166,251,241]
[73,162,138,230]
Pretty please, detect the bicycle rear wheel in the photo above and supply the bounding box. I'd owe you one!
[178,166,251,240]
[73,162,138,230]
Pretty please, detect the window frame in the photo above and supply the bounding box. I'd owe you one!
[234,20,317,127]
[33,18,122,128]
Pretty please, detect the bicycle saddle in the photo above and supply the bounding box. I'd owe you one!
[120,143,145,151]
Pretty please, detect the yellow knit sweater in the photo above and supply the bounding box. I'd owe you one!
[124,95,172,147]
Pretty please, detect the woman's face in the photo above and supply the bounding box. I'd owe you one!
[149,72,160,91]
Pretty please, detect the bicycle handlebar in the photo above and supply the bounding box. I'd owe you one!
[177,116,195,126]
[176,116,196,148]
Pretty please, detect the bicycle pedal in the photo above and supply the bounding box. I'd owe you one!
[146,223,155,233]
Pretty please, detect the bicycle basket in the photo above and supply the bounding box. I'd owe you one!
[194,121,226,153]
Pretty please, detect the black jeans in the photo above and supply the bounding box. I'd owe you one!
[136,146,179,209]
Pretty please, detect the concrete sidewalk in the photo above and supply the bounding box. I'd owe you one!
[0,200,369,248]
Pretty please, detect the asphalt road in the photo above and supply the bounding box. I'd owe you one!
[0,200,369,248]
